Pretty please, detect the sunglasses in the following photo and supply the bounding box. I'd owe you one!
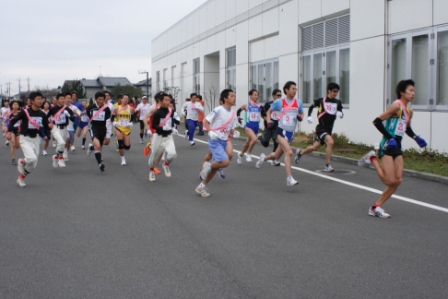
[275,94,282,97]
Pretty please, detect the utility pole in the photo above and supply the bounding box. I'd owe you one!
[26,77,31,92]
[17,78,21,95]
[138,70,149,98]
[7,82,11,97]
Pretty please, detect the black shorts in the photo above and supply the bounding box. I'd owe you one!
[139,120,145,130]
[90,126,107,145]
[315,125,333,145]
[11,128,20,136]
[379,138,403,159]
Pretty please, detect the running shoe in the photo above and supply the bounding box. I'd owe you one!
[82,145,85,150]
[237,154,242,165]
[286,176,299,186]
[218,168,226,179]
[121,157,126,166]
[190,141,195,146]
[184,130,188,139]
[70,145,75,151]
[358,150,376,167]
[294,149,302,164]
[200,161,211,180]
[368,206,391,218]
[52,155,59,168]
[58,156,66,167]
[17,159,25,174]
[154,167,161,175]
[255,153,266,169]
[12,159,16,165]
[149,171,156,182]
[324,164,334,172]
[271,159,281,166]
[6,140,9,146]
[42,150,48,156]
[99,163,105,172]
[17,175,26,187]
[195,185,210,198]
[245,153,252,162]
[140,138,143,144]
[87,143,93,155]
[63,150,68,161]
[163,163,171,177]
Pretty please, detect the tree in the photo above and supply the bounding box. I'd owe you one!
[163,86,181,102]
[111,83,142,100]
[61,80,86,99]
[204,84,218,114]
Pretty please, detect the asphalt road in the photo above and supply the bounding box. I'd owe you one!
[1,129,447,299]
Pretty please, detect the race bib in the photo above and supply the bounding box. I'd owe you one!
[162,118,172,131]
[282,112,295,126]
[55,114,66,125]
[324,103,337,115]
[118,119,129,127]
[394,119,406,137]
[29,117,42,129]
[14,120,21,127]
[81,113,90,122]
[249,112,260,122]
[92,111,106,121]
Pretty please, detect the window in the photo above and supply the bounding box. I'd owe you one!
[193,58,200,94]
[163,69,167,91]
[249,59,279,103]
[171,66,176,88]
[301,15,350,105]
[388,26,448,110]
[156,71,161,92]
[226,48,236,92]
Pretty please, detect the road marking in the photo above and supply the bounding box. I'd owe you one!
[188,136,448,214]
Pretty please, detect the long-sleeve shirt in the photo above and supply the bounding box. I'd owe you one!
[182,102,204,121]
[8,108,50,137]
[47,105,75,127]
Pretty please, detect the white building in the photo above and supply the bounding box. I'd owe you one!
[151,0,448,153]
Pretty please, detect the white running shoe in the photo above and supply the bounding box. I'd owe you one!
[255,153,266,169]
[87,143,93,155]
[82,145,85,150]
[190,141,195,146]
[358,150,376,167]
[369,206,391,218]
[140,139,143,144]
[324,164,334,172]
[237,154,242,165]
[63,150,68,161]
[195,185,210,197]
[271,159,281,166]
[42,150,48,156]
[70,145,75,151]
[218,168,225,179]
[17,176,26,187]
[58,157,66,168]
[200,162,211,180]
[17,159,25,174]
[6,140,9,146]
[163,164,171,177]
[286,176,299,186]
[52,155,59,168]
[121,157,126,166]
[149,171,156,182]
[245,153,252,162]
[294,149,302,164]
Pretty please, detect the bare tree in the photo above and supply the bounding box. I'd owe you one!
[204,84,218,114]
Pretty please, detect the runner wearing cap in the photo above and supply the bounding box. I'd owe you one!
[136,95,151,144]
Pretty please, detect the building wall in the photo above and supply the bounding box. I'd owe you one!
[152,0,448,153]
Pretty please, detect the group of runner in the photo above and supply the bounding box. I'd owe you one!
[2,79,427,219]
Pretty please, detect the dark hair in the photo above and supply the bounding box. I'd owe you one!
[154,91,167,101]
[327,82,340,92]
[198,95,202,100]
[122,93,130,99]
[220,89,233,103]
[41,101,50,109]
[117,94,123,100]
[70,91,77,95]
[64,92,71,97]
[283,81,296,94]
[95,91,106,100]
[190,93,198,98]
[186,98,191,102]
[56,93,65,99]
[396,79,415,99]
[104,91,110,96]
[10,100,22,108]
[248,89,259,96]
[29,92,43,100]
[272,89,281,96]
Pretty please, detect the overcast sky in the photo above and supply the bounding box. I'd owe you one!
[0,0,206,96]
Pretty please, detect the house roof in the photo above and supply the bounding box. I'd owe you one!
[135,78,152,86]
[80,79,102,88]
[98,77,132,87]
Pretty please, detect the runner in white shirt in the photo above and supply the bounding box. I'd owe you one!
[64,94,81,161]
[181,93,204,146]
[136,95,151,143]
[196,89,236,197]
[1,99,11,146]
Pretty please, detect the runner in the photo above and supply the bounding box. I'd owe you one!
[64,93,81,161]
[145,91,179,182]
[143,94,163,175]
[236,89,261,164]
[86,91,112,172]
[75,99,90,149]
[1,99,11,146]
[69,91,85,151]
[196,89,236,197]
[6,100,22,164]
[255,81,304,186]
[181,93,203,146]
[294,82,344,172]
[197,95,205,136]
[41,100,51,155]
[113,94,134,165]
[135,95,151,143]
[358,79,427,219]
[7,92,52,187]
[258,89,282,166]
[48,93,75,168]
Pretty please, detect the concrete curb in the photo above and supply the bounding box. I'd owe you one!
[307,151,448,185]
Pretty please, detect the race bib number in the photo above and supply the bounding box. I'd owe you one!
[29,117,42,129]
[118,119,129,127]
[14,120,21,127]
[55,114,66,124]
[394,119,406,137]
[92,112,105,121]
[324,103,337,115]
[249,112,260,122]
[141,108,149,116]
[81,113,89,122]
[282,113,295,126]
[162,118,172,131]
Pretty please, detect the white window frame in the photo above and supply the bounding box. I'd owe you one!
[156,71,161,92]
[249,59,279,104]
[226,47,236,92]
[193,58,200,95]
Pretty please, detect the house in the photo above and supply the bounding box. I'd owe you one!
[62,77,133,100]
[134,78,152,98]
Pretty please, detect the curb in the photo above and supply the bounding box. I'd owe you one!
[307,151,448,185]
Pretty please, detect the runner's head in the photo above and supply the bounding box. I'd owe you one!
[117,94,123,105]
[41,101,50,111]
[70,91,77,102]
[248,89,259,102]
[272,89,282,100]
[10,100,21,111]
[56,93,65,106]
[283,81,297,99]
[396,79,415,101]
[326,83,340,99]
[154,91,166,104]
[81,99,87,108]
[64,92,72,106]
[29,92,44,108]
[104,91,111,101]
[142,95,148,103]
[220,89,235,106]
[190,93,198,102]
[95,91,106,106]
[160,94,171,108]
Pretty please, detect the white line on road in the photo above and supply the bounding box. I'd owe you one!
[187,136,448,214]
